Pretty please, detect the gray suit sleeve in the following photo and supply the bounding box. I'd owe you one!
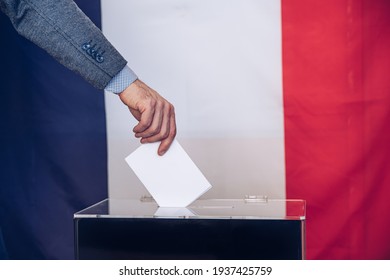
[0,0,128,89]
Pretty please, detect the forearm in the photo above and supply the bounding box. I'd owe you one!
[0,0,127,89]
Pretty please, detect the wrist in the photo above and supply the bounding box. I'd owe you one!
[119,79,143,105]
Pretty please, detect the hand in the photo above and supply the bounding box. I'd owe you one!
[118,79,176,155]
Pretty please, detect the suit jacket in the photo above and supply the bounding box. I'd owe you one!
[0,0,127,89]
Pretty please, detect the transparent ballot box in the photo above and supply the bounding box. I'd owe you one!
[74,197,306,260]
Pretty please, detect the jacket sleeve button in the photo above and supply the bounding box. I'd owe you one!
[82,42,91,50]
[96,55,104,63]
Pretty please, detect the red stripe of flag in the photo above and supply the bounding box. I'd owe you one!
[282,0,390,259]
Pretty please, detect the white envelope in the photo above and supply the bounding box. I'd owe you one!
[154,207,196,217]
[125,140,212,207]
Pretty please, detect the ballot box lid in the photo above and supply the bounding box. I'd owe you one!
[74,197,305,220]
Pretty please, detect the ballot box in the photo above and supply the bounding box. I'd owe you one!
[74,197,306,260]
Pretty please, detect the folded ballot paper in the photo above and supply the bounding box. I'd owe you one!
[125,140,212,208]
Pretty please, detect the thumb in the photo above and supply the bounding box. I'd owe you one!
[129,107,141,121]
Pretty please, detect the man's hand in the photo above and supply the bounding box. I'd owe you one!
[118,79,176,156]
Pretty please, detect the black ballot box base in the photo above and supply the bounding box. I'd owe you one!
[74,199,306,260]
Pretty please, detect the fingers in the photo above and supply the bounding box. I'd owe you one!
[136,101,176,155]
[158,107,176,155]
[132,98,158,134]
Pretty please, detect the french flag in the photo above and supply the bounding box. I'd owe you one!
[1,0,389,260]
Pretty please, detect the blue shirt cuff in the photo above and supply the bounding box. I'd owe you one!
[104,65,138,94]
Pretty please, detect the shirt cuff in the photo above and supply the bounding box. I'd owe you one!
[104,65,138,94]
